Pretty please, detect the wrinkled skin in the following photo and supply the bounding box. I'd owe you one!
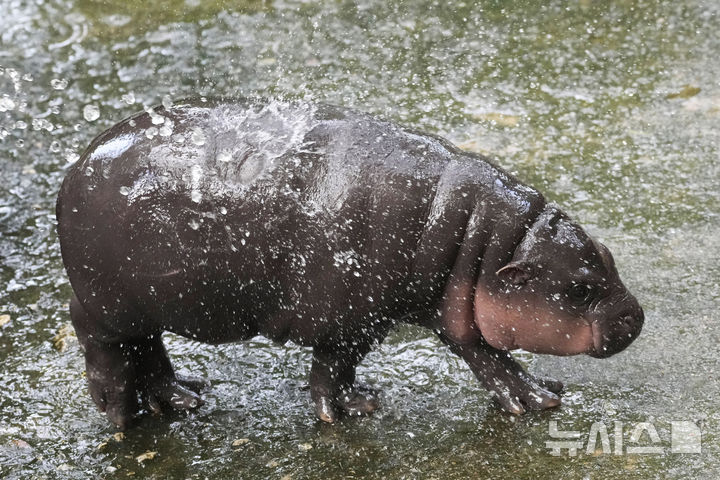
[56,98,644,428]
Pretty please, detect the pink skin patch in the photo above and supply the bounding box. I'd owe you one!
[473,285,595,356]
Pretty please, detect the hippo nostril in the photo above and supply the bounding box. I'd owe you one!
[620,312,643,327]
[620,317,638,335]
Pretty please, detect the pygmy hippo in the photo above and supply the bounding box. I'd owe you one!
[56,98,644,429]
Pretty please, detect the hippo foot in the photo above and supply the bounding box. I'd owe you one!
[87,366,138,431]
[314,384,381,423]
[444,341,565,416]
[90,369,207,429]
[337,384,381,416]
[138,373,207,416]
[83,346,138,430]
[490,374,563,415]
[537,378,564,394]
[85,341,207,429]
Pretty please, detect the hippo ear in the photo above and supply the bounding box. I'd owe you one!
[496,262,533,286]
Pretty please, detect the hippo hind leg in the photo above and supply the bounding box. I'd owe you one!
[310,342,381,423]
[70,294,137,429]
[70,295,205,429]
[130,334,207,417]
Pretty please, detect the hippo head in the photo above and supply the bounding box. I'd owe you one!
[474,206,644,358]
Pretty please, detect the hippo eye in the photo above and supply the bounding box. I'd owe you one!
[567,283,595,305]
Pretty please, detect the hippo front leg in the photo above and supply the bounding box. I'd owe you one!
[310,343,380,423]
[443,338,563,414]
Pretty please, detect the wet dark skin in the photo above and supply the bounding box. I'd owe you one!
[56,98,644,429]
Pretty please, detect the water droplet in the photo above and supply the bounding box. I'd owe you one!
[102,14,131,27]
[191,128,206,146]
[119,186,131,196]
[191,190,202,203]
[122,92,135,105]
[51,78,68,90]
[14,120,27,130]
[219,206,227,215]
[188,219,200,230]
[147,108,165,125]
[49,141,61,153]
[159,124,173,136]
[145,127,158,139]
[0,96,16,112]
[162,95,173,110]
[32,118,54,131]
[83,104,100,122]
[65,151,79,163]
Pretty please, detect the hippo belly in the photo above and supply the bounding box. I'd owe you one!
[56,98,643,429]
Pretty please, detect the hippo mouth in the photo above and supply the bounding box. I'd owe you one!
[589,322,611,358]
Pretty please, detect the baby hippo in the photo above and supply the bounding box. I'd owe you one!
[56,98,644,429]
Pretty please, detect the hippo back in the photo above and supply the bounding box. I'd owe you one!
[57,99,464,343]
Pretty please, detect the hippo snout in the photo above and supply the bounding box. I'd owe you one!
[590,305,644,358]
